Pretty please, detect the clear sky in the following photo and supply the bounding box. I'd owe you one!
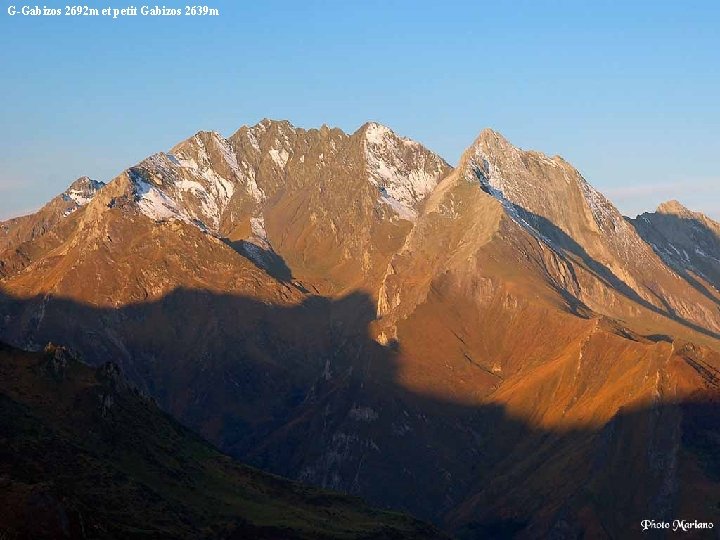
[1,0,718,220]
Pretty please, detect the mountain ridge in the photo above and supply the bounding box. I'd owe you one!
[5,119,713,226]
[1,119,719,537]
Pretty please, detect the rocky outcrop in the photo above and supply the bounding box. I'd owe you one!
[631,200,720,295]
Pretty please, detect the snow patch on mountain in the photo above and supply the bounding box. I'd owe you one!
[269,147,290,169]
[151,133,243,230]
[694,247,720,263]
[126,128,272,233]
[365,123,393,146]
[239,215,279,269]
[196,169,235,228]
[131,174,188,223]
[378,187,416,221]
[250,215,268,243]
[349,406,379,422]
[246,131,261,153]
[170,153,198,170]
[216,133,241,173]
[578,178,623,234]
[468,158,555,246]
[363,122,447,220]
[64,190,94,206]
[245,166,265,203]
[172,169,234,229]
[60,177,106,216]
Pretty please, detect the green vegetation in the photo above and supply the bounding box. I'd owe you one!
[0,343,442,539]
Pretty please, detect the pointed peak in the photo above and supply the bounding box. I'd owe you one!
[359,122,424,149]
[227,119,297,141]
[656,200,691,216]
[227,119,301,151]
[474,127,513,148]
[255,118,296,132]
[258,117,284,126]
[66,176,105,193]
[195,129,225,140]
[60,176,105,208]
[457,125,631,246]
[360,122,450,221]
[360,121,394,143]
[461,127,566,173]
[478,127,507,141]
[459,127,517,170]
[170,130,227,155]
[469,128,563,161]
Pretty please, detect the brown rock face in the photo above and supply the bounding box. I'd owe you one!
[0,177,105,276]
[631,200,720,298]
[463,129,720,335]
[1,120,719,537]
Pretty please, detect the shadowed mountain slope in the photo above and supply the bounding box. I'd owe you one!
[0,340,443,539]
[1,291,719,538]
[630,201,720,301]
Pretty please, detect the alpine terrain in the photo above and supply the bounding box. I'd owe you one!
[0,340,442,539]
[1,119,719,538]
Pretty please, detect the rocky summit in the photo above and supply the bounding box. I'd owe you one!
[1,119,719,538]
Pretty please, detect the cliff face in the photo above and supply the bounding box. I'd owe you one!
[1,120,719,536]
[631,200,720,297]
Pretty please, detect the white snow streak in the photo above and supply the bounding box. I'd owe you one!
[363,122,444,220]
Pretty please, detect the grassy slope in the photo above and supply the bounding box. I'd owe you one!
[0,342,443,539]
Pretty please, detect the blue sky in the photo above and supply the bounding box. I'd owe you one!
[1,0,718,219]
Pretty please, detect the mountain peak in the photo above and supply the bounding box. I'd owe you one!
[66,176,104,192]
[361,121,401,144]
[255,118,297,134]
[471,127,515,153]
[458,126,655,271]
[458,127,519,174]
[656,199,692,216]
[468,128,564,167]
[476,127,509,143]
[360,121,438,150]
[62,176,105,207]
[228,119,299,144]
[360,122,451,220]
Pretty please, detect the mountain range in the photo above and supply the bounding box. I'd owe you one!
[1,119,719,538]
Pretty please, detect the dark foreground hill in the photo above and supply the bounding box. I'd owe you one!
[0,341,443,539]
